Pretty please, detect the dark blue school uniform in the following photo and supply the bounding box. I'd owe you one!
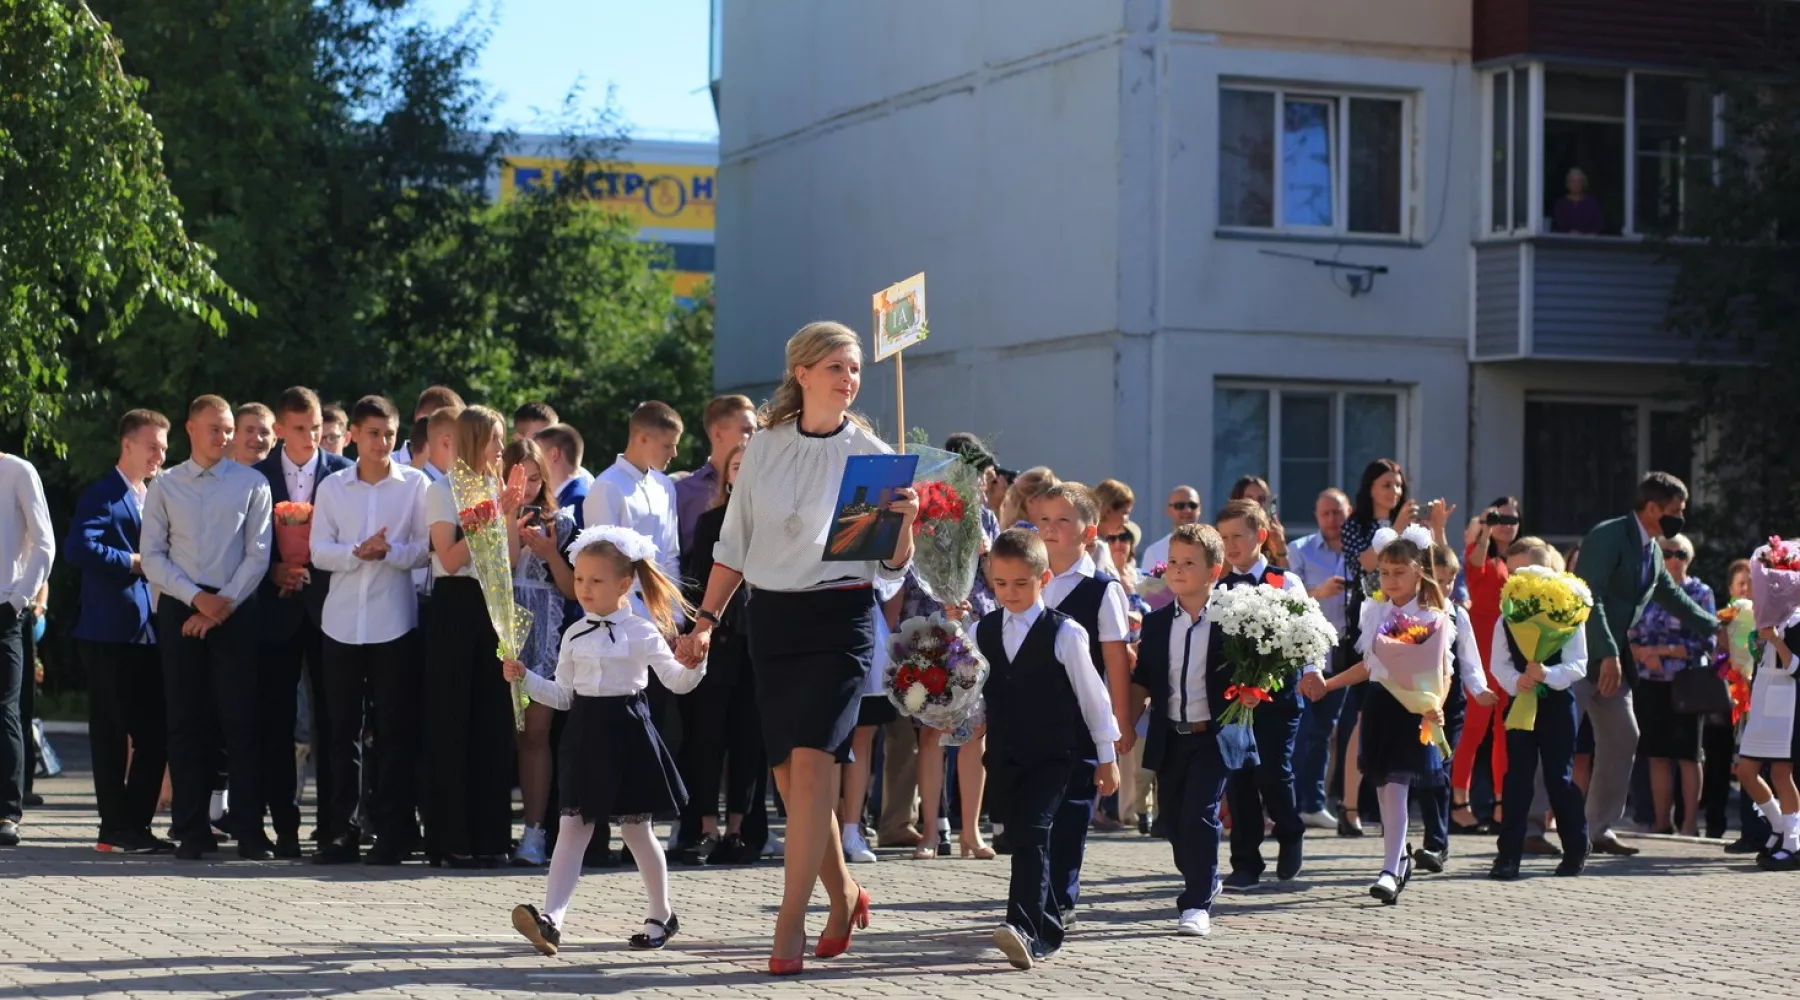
[1495,628,1589,863]
[978,605,1102,957]
[1133,604,1258,913]
[1046,572,1116,914]
[1217,565,1307,879]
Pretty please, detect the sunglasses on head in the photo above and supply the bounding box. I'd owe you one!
[1101,532,1133,544]
[1170,501,1200,512]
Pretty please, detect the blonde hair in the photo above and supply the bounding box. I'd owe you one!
[574,540,694,640]
[455,405,506,476]
[999,466,1058,528]
[759,321,872,431]
[1507,536,1566,573]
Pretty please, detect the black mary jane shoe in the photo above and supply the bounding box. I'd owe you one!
[512,904,561,956]
[1449,802,1484,836]
[628,914,680,950]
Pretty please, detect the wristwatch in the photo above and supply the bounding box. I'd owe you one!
[696,608,722,627]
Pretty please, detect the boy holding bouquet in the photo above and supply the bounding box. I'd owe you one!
[1128,524,1258,937]
[1488,541,1591,881]
[978,528,1121,970]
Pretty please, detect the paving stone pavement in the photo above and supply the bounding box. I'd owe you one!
[2,757,1794,1000]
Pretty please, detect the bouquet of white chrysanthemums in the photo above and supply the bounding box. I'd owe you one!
[1206,583,1338,727]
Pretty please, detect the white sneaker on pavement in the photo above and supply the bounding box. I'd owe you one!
[1301,809,1337,830]
[842,825,878,864]
[514,825,547,866]
[1177,909,1211,936]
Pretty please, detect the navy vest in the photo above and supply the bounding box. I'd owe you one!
[977,608,1093,763]
[1054,571,1115,677]
[1500,622,1569,711]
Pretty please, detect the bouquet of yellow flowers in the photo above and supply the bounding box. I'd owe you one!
[1500,566,1593,731]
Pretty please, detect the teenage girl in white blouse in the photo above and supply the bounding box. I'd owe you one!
[505,526,701,957]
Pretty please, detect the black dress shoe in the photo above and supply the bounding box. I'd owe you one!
[1724,836,1764,855]
[175,840,214,861]
[707,833,749,865]
[1590,837,1640,857]
[674,833,718,866]
[992,831,1013,855]
[1275,840,1303,880]
[1412,846,1447,874]
[364,842,409,866]
[1137,813,1153,836]
[237,842,275,861]
[628,913,679,950]
[0,820,20,847]
[1488,857,1521,880]
[274,834,304,860]
[313,835,360,865]
[512,903,561,956]
[1555,850,1587,876]
[24,793,44,807]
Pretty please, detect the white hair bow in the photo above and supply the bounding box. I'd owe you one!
[1370,524,1435,554]
[566,525,658,564]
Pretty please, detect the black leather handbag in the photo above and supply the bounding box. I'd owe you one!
[1671,665,1733,716]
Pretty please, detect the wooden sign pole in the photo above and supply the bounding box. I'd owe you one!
[873,272,926,456]
[894,351,906,456]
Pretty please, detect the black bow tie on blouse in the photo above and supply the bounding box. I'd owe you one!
[1222,572,1257,587]
[576,616,617,642]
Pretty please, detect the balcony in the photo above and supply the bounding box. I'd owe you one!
[1471,236,1696,362]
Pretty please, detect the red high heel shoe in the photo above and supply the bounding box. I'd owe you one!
[814,887,872,958]
[767,956,804,976]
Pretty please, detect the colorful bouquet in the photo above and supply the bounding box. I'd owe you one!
[1206,583,1338,728]
[884,612,987,731]
[1717,600,1756,725]
[1751,537,1800,630]
[449,460,534,732]
[905,445,986,609]
[1137,562,1176,612]
[1371,611,1454,757]
[1499,566,1593,731]
[272,500,315,570]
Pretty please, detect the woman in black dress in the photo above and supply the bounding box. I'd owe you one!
[682,322,918,975]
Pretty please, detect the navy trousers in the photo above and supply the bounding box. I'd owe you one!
[1160,730,1230,912]
[1227,703,1303,875]
[1048,758,1097,914]
[991,753,1077,955]
[1417,701,1465,854]
[1294,684,1349,814]
[1496,687,1588,862]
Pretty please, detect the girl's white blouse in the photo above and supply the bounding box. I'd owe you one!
[519,609,704,710]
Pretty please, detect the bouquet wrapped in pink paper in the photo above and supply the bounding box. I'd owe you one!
[1751,537,1800,630]
[1369,610,1454,757]
[1137,562,1175,611]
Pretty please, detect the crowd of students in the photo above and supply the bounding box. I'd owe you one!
[0,320,1794,973]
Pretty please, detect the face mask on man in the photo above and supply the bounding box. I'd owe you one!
[1657,509,1685,539]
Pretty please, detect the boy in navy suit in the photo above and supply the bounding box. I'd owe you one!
[1129,523,1258,936]
[253,387,353,856]
[68,409,172,853]
[978,528,1121,970]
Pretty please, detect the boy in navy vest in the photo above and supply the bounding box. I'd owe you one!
[1488,541,1591,880]
[1214,499,1319,889]
[978,528,1121,970]
[1031,483,1133,920]
[1129,524,1258,937]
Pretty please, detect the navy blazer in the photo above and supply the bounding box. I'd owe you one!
[254,449,354,640]
[1131,603,1258,774]
[66,471,154,644]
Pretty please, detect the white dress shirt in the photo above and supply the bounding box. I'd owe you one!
[311,462,433,645]
[119,468,146,516]
[1490,617,1590,695]
[1221,557,1325,677]
[1166,603,1214,725]
[0,455,55,612]
[141,458,272,607]
[1355,596,1491,698]
[584,456,681,580]
[520,608,705,710]
[1044,552,1130,643]
[423,477,474,579]
[1002,601,1122,763]
[1138,532,1173,576]
[280,448,318,504]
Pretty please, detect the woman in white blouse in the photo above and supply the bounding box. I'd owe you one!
[683,322,918,975]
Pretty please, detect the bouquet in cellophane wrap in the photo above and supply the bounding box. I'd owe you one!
[1371,611,1454,757]
[272,501,315,584]
[1716,598,1756,726]
[1205,583,1337,727]
[1751,537,1800,630]
[1137,562,1176,611]
[1499,566,1592,731]
[884,443,990,736]
[450,460,533,732]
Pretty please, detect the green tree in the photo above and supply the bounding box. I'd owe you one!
[0,0,252,452]
[1665,15,1800,580]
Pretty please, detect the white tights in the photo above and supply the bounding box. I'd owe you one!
[1376,782,1410,876]
[543,815,672,931]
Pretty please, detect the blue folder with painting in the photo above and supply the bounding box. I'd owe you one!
[822,454,919,562]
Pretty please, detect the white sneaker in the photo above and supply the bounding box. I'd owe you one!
[1301,809,1337,830]
[763,834,783,858]
[514,826,547,866]
[993,924,1034,970]
[1177,909,1211,936]
[842,826,878,864]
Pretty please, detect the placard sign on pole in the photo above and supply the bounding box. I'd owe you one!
[872,272,927,455]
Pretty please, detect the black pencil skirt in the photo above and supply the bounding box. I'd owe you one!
[747,586,877,766]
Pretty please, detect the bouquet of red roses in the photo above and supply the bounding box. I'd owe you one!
[272,500,315,571]
[458,498,499,536]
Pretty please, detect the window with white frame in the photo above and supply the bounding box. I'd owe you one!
[1484,66,1721,238]
[1212,382,1406,530]
[1522,398,1693,539]
[1218,85,1412,237]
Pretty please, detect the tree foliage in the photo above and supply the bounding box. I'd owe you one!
[0,0,253,451]
[1665,12,1800,579]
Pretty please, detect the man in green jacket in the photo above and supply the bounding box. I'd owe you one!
[1572,472,1718,858]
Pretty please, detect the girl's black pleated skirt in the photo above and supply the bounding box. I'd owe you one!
[1358,682,1447,788]
[747,586,876,766]
[558,692,687,822]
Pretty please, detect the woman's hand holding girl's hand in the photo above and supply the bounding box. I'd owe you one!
[502,659,526,682]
